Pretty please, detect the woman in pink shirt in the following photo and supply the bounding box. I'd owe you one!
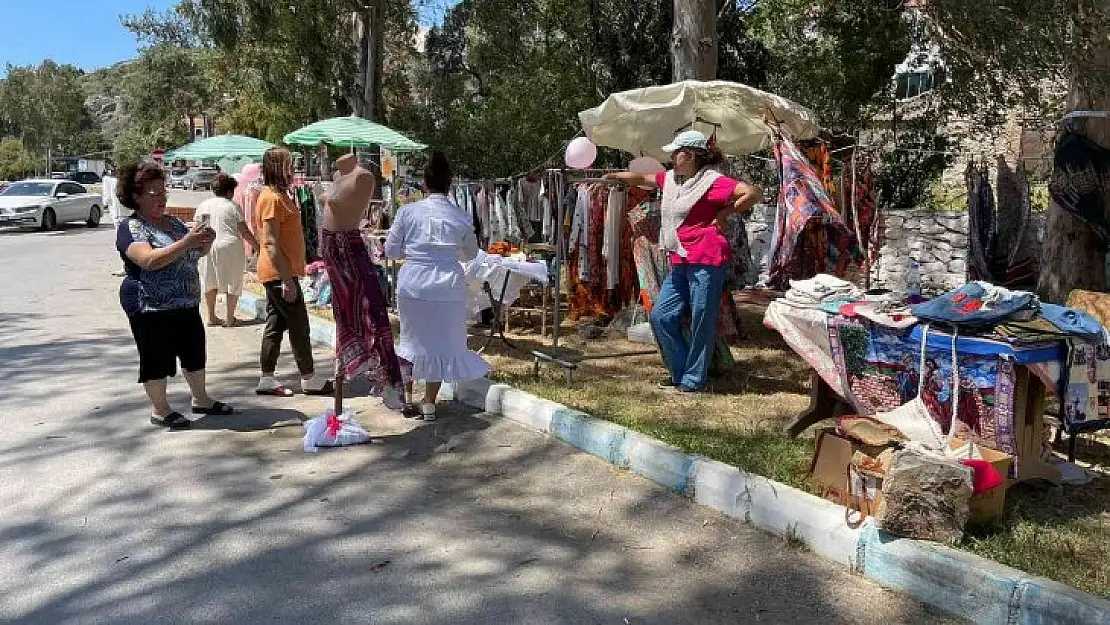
[606,130,762,392]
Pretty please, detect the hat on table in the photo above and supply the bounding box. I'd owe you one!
[661,130,711,153]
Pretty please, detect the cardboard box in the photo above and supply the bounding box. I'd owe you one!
[809,430,884,518]
[950,438,1013,524]
[809,431,1013,524]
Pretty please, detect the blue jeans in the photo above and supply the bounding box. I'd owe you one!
[650,263,727,390]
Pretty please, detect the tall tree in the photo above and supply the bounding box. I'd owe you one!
[1036,2,1110,302]
[912,0,1110,302]
[0,61,86,171]
[672,0,718,80]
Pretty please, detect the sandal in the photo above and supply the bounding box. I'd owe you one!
[192,401,234,416]
[151,412,192,430]
[256,385,294,397]
[303,380,336,396]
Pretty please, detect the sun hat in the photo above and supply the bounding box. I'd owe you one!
[661,130,711,154]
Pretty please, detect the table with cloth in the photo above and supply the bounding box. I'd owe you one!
[765,300,1065,484]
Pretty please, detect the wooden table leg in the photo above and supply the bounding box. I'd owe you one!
[1011,370,1062,485]
[784,372,852,438]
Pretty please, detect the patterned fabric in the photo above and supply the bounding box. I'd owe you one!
[321,229,404,397]
[767,136,858,288]
[828,319,1019,456]
[841,152,880,265]
[116,216,202,316]
[725,212,758,287]
[804,143,837,198]
[567,186,646,320]
[1049,132,1110,241]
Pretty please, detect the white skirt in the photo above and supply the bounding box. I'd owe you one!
[397,296,490,383]
[201,242,246,295]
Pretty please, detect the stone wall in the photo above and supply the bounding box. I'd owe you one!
[742,205,1046,291]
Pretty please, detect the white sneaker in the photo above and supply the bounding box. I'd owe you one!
[419,403,437,421]
[301,375,327,393]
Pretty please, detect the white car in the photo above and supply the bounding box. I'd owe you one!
[0,179,103,230]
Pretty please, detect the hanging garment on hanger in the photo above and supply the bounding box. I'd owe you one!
[476,184,492,244]
[1050,132,1110,240]
[841,151,880,265]
[604,187,626,289]
[966,162,996,282]
[492,185,509,244]
[509,180,533,243]
[725,213,758,288]
[805,143,837,199]
[568,184,591,281]
[519,177,543,222]
[540,177,553,243]
[295,184,320,262]
[766,136,857,288]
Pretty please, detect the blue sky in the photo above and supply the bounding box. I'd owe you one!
[0,0,455,73]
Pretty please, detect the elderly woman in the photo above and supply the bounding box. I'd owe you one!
[115,162,233,429]
[196,173,259,327]
[606,130,762,393]
[385,151,489,420]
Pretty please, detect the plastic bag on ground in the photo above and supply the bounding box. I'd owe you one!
[303,408,372,453]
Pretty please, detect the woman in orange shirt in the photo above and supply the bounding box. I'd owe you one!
[254,147,333,397]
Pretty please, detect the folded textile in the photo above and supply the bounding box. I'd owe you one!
[960,459,1004,495]
[1040,303,1106,343]
[789,274,861,302]
[911,281,1038,329]
[838,301,918,330]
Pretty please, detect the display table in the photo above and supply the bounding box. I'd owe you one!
[765,300,1064,484]
[463,251,550,353]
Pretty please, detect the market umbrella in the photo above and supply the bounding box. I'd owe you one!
[283,116,427,152]
[163,134,275,161]
[578,80,821,161]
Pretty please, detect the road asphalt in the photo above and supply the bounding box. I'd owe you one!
[0,224,963,624]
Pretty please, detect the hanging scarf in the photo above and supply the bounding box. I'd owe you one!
[659,167,722,257]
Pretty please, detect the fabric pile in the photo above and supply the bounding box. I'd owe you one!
[782,274,863,310]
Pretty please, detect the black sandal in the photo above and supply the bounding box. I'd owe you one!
[151,412,192,430]
[192,401,234,416]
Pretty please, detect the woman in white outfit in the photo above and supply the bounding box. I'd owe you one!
[385,151,489,420]
[195,173,259,327]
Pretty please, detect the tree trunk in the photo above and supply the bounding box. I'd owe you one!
[1036,6,1110,303]
[672,0,718,81]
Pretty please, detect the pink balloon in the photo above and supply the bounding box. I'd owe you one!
[240,163,261,183]
[565,137,598,169]
[629,156,665,175]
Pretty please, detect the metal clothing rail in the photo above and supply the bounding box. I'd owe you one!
[521,167,662,381]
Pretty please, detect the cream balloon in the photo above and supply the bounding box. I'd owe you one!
[565,137,598,169]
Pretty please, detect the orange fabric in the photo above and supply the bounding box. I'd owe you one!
[255,188,307,283]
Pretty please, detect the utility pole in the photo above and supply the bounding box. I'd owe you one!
[672,0,719,81]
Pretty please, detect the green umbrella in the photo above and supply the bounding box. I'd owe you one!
[283,116,427,152]
[164,134,274,161]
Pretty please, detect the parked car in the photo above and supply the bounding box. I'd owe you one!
[168,166,189,188]
[0,179,102,230]
[182,166,218,191]
[67,171,102,185]
[49,171,68,180]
